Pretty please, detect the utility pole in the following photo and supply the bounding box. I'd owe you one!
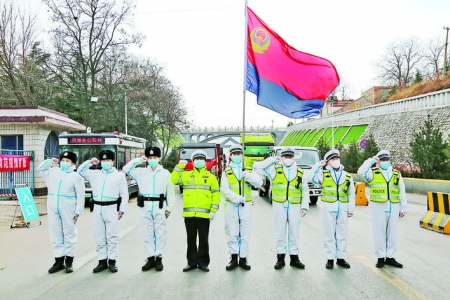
[124,91,128,135]
[444,26,449,76]
[271,120,274,131]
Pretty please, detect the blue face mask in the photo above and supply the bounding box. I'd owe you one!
[148,159,159,168]
[380,161,391,170]
[60,161,70,171]
[101,162,112,170]
[194,160,205,168]
[231,156,242,164]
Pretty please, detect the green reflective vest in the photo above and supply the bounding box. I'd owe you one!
[171,163,220,218]
[321,170,352,203]
[271,165,303,204]
[224,167,252,202]
[368,168,401,203]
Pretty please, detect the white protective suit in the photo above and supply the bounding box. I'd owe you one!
[123,158,175,257]
[78,161,129,260]
[220,162,262,258]
[254,157,309,255]
[310,163,355,260]
[37,159,85,257]
[358,158,407,258]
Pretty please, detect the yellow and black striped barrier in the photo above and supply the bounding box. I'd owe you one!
[419,192,450,234]
[354,182,368,206]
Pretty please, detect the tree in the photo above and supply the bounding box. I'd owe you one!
[287,121,294,127]
[423,37,444,79]
[412,70,423,85]
[375,37,423,87]
[316,138,331,160]
[410,115,449,177]
[43,0,144,128]
[341,142,360,173]
[360,133,380,162]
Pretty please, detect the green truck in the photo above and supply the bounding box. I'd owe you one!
[240,133,275,169]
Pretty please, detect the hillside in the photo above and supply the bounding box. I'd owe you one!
[387,74,450,101]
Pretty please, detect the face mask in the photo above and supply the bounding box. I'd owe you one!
[101,162,112,170]
[60,161,70,171]
[380,161,391,170]
[148,159,159,168]
[194,160,205,168]
[231,156,242,164]
[283,158,294,167]
[330,159,340,169]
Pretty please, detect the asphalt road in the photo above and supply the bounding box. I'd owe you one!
[0,189,448,300]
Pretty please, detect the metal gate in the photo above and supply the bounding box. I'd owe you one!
[0,150,35,199]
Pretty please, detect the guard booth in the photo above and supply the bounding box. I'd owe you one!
[0,106,85,198]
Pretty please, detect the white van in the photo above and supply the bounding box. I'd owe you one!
[258,146,322,204]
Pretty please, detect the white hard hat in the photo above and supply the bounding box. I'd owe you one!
[191,149,207,160]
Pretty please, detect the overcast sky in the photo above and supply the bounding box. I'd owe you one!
[17,0,450,129]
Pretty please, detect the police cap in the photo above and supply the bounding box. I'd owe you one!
[59,151,77,164]
[229,144,243,155]
[145,146,161,158]
[280,148,295,157]
[191,149,207,160]
[376,150,390,160]
[98,149,115,161]
[324,149,340,162]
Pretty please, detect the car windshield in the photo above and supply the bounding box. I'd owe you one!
[275,149,319,167]
[179,148,216,160]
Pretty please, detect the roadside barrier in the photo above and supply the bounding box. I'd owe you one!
[419,192,450,234]
[354,182,368,206]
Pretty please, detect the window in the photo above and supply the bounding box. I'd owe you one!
[1,135,23,150]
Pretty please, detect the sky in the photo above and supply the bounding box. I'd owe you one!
[12,0,450,129]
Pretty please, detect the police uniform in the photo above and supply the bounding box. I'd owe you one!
[253,148,309,269]
[220,144,262,270]
[123,146,175,271]
[78,149,129,273]
[358,150,407,268]
[37,151,85,273]
[310,149,355,269]
[171,150,220,272]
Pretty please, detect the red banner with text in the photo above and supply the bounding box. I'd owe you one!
[0,154,31,172]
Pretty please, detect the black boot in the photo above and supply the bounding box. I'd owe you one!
[274,254,286,270]
[326,259,334,269]
[239,257,251,270]
[142,257,156,271]
[226,254,239,271]
[65,256,74,273]
[385,258,403,268]
[93,259,108,273]
[155,257,163,271]
[289,255,305,269]
[108,259,118,272]
[48,257,65,274]
[336,258,350,268]
[375,258,385,268]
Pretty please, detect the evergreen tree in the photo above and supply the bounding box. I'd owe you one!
[341,142,360,173]
[360,133,380,162]
[316,138,331,160]
[412,70,423,85]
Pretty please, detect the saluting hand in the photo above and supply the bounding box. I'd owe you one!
[90,157,99,165]
[51,157,59,164]
[179,160,187,166]
[274,156,282,163]
[141,156,148,162]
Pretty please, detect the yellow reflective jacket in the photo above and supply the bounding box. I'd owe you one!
[271,165,303,204]
[368,168,401,203]
[321,170,352,203]
[171,163,220,218]
[224,167,252,202]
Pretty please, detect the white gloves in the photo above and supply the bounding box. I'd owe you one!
[118,211,124,220]
[179,160,187,166]
[141,155,148,162]
[73,214,79,224]
[210,212,216,221]
[399,211,406,217]
[348,213,353,218]
[372,156,380,162]
[274,156,282,163]
[90,157,99,165]
[241,171,249,179]
[318,160,326,167]
[237,196,245,204]
[51,157,59,164]
[300,209,307,217]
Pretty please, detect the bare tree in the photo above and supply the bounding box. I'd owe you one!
[375,37,423,87]
[0,3,39,105]
[335,77,353,100]
[423,37,445,79]
[43,0,144,127]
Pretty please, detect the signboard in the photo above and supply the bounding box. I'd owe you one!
[68,137,104,144]
[15,187,40,221]
[0,154,30,172]
[359,138,369,150]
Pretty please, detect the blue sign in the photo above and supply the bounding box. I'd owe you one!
[15,187,40,221]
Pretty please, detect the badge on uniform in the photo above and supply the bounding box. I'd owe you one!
[150,150,154,155]
[103,154,107,159]
[64,152,68,156]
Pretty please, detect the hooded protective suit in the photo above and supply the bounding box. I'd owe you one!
[78,160,129,260]
[123,158,175,257]
[38,159,85,257]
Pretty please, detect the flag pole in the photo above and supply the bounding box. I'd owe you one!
[242,0,248,165]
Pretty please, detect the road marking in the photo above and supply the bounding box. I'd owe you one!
[302,217,429,300]
[76,225,138,268]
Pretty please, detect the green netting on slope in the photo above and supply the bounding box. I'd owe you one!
[302,129,318,146]
[298,130,313,146]
[282,132,296,145]
[319,128,333,145]
[156,128,185,148]
[307,128,324,147]
[340,124,368,144]
[328,126,350,147]
[293,130,307,145]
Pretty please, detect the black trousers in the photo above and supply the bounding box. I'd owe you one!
[184,217,210,267]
